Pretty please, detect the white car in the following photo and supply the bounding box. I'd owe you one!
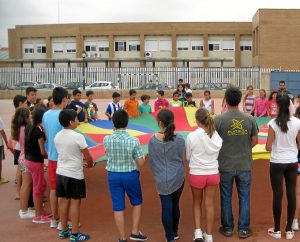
[84,81,118,90]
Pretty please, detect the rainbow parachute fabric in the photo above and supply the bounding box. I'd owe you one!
[75,107,270,162]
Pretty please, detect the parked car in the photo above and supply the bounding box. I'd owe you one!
[35,83,60,90]
[137,83,170,90]
[192,82,230,90]
[64,82,82,90]
[83,81,118,90]
[12,81,38,89]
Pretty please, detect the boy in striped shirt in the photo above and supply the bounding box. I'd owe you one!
[105,92,122,120]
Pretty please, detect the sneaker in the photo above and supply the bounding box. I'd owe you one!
[0,178,9,184]
[129,231,148,241]
[286,231,295,240]
[50,219,59,228]
[174,232,179,240]
[203,232,213,242]
[58,229,71,239]
[42,210,52,218]
[118,240,127,242]
[70,232,90,241]
[268,228,281,239]
[19,209,35,219]
[218,226,233,237]
[292,219,299,231]
[193,238,205,242]
[32,215,52,224]
[238,229,252,239]
[57,221,72,231]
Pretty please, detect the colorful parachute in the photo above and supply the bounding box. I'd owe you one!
[75,107,270,162]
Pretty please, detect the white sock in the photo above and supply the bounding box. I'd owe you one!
[293,218,298,222]
[194,228,203,239]
[204,233,213,240]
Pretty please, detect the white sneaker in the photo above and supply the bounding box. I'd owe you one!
[193,228,203,240]
[292,219,299,231]
[203,232,213,242]
[19,209,35,219]
[268,228,281,239]
[57,221,72,230]
[50,219,59,228]
[286,231,295,240]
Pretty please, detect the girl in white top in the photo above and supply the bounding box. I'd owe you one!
[266,94,300,240]
[200,90,215,115]
[186,108,223,242]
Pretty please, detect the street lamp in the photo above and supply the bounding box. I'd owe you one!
[82,50,87,90]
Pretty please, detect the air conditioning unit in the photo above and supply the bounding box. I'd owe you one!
[145,52,152,58]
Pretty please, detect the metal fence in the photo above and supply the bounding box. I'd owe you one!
[0,66,267,90]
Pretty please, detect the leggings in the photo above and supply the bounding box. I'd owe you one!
[270,162,298,232]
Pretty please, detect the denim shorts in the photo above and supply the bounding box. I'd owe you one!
[107,170,142,211]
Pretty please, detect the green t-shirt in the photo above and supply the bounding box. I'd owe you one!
[214,110,258,172]
[170,100,183,107]
[139,103,152,114]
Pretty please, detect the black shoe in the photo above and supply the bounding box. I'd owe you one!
[193,238,205,242]
[118,239,127,242]
[129,231,148,241]
[174,232,179,240]
[238,229,252,239]
[219,226,233,237]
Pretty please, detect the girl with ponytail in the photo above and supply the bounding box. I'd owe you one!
[146,109,186,242]
[186,108,223,242]
[266,94,300,239]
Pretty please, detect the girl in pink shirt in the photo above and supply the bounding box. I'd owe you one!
[267,91,279,118]
[254,89,268,117]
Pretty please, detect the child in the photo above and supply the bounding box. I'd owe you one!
[26,86,37,109]
[67,89,88,122]
[183,92,196,107]
[24,105,51,223]
[177,84,186,103]
[170,91,183,107]
[200,90,215,114]
[105,92,121,120]
[123,89,139,118]
[242,85,256,115]
[185,83,192,93]
[139,94,152,114]
[104,110,147,242]
[55,109,94,241]
[47,96,54,110]
[292,106,300,231]
[254,89,268,117]
[146,109,185,242]
[186,108,223,242]
[154,90,169,111]
[66,93,72,107]
[11,107,34,219]
[13,95,28,109]
[0,116,9,184]
[267,91,278,118]
[85,90,98,121]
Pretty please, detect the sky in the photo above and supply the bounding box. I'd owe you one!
[0,0,300,47]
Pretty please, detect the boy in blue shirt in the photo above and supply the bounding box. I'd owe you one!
[105,92,121,120]
[67,89,88,123]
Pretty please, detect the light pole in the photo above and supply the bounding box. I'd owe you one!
[82,51,87,90]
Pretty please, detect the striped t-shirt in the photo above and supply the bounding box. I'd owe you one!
[245,95,256,113]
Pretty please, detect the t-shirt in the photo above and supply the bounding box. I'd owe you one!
[67,100,86,122]
[183,101,196,107]
[215,110,258,172]
[268,100,278,117]
[268,117,300,164]
[85,101,98,121]
[170,100,183,107]
[106,102,122,119]
[154,99,169,111]
[202,99,213,113]
[254,98,268,117]
[0,118,4,146]
[123,99,139,118]
[42,109,63,161]
[55,129,88,180]
[139,103,152,114]
[25,126,45,163]
[244,95,256,113]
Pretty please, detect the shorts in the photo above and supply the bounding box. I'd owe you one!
[0,146,4,161]
[14,149,21,165]
[25,160,47,197]
[18,159,30,173]
[189,173,220,189]
[56,174,86,199]
[108,170,142,211]
[48,160,57,190]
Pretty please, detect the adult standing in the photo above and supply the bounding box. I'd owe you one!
[215,86,258,239]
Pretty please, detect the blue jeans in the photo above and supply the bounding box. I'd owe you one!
[220,171,251,231]
[159,182,184,242]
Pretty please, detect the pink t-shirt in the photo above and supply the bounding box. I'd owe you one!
[154,99,169,112]
[268,100,278,117]
[255,98,268,117]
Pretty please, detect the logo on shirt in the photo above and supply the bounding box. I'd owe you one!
[228,119,248,136]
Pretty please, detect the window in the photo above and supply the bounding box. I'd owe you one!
[52,43,64,53]
[23,44,34,54]
[222,39,235,51]
[145,40,158,51]
[177,40,189,51]
[66,43,76,53]
[191,40,203,51]
[159,40,172,51]
[128,41,140,52]
[208,43,220,51]
[37,44,46,53]
[115,41,126,51]
[240,40,252,51]
[85,42,97,52]
[98,41,109,51]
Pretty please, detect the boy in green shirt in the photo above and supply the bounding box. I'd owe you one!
[170,91,183,107]
[138,94,152,114]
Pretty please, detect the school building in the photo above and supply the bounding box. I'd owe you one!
[6,9,300,69]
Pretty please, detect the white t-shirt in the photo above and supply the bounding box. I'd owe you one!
[0,118,4,146]
[54,129,88,180]
[186,127,223,175]
[268,116,300,164]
